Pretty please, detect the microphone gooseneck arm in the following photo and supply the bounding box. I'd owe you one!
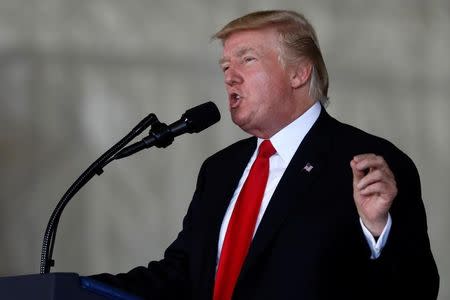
[40,101,220,274]
[113,119,181,160]
[40,113,158,274]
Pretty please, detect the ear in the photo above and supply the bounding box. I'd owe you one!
[290,61,313,89]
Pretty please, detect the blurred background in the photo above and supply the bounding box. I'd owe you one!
[0,0,448,298]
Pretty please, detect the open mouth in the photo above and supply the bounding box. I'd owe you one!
[229,92,241,108]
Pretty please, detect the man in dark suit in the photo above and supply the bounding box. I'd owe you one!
[93,10,439,300]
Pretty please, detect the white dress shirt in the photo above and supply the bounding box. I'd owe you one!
[217,101,391,264]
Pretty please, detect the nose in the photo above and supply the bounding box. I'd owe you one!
[224,67,243,86]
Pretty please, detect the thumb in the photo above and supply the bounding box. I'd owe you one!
[350,159,365,186]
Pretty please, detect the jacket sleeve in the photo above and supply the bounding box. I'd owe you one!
[367,151,440,300]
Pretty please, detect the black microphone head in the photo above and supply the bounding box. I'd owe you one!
[182,101,221,133]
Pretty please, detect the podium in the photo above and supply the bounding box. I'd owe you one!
[0,273,143,300]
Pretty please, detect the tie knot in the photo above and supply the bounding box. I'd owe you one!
[258,140,276,159]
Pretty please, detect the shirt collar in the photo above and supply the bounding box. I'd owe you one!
[257,101,321,167]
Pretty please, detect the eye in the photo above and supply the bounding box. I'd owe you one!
[221,65,229,72]
[244,56,255,63]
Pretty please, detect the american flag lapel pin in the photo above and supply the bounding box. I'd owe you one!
[303,163,314,173]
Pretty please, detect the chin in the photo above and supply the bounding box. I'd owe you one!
[231,111,247,125]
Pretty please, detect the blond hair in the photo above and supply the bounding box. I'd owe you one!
[213,10,329,106]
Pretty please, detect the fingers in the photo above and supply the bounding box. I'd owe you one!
[352,154,388,173]
[351,153,397,199]
[359,181,387,196]
[350,159,365,184]
[357,169,389,190]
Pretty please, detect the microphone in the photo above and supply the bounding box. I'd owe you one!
[114,101,220,159]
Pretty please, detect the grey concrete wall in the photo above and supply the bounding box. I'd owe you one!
[0,0,448,298]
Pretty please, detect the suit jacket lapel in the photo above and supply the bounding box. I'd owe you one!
[238,108,333,281]
[198,137,257,297]
[207,137,258,238]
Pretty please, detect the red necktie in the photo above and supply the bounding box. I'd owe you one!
[213,140,276,300]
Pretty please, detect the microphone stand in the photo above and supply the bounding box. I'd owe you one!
[40,113,158,274]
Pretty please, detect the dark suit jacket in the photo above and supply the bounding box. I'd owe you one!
[93,108,439,300]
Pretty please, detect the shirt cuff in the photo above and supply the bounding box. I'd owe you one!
[359,214,392,259]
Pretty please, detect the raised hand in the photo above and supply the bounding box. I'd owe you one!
[350,154,397,237]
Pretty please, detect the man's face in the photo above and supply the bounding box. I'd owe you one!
[220,28,299,138]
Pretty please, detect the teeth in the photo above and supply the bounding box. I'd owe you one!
[231,93,240,100]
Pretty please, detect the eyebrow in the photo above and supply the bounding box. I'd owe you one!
[219,47,256,65]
